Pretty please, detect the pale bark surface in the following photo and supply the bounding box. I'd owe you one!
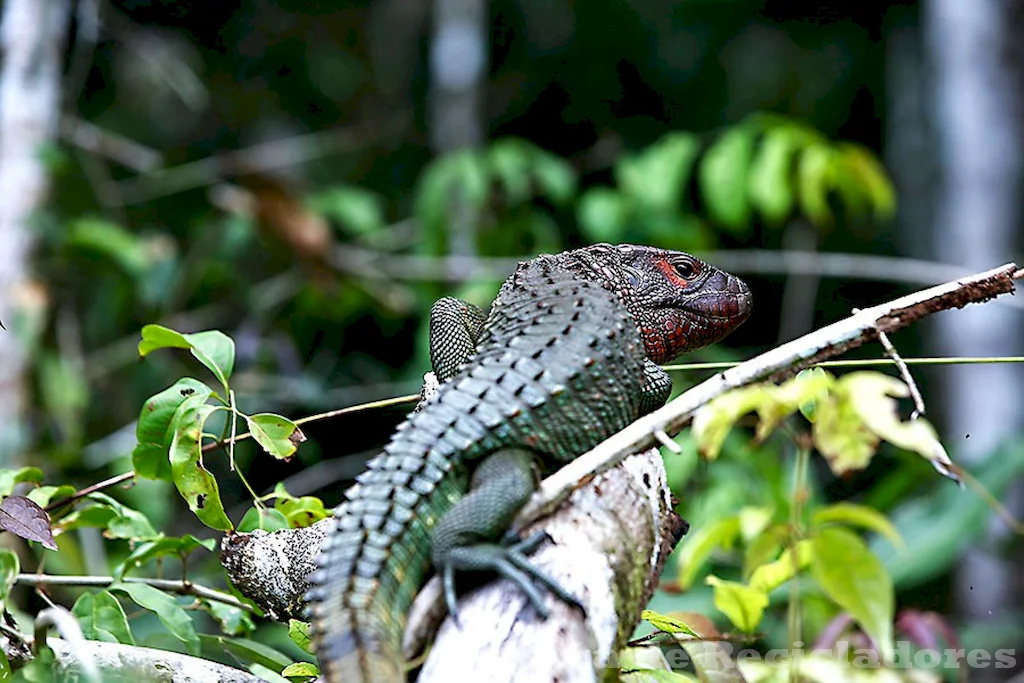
[0,0,69,465]
[922,0,1024,633]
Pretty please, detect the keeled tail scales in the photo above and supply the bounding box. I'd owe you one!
[306,244,751,682]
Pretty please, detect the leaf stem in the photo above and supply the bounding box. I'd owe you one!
[44,472,135,513]
[788,445,810,682]
[200,393,419,453]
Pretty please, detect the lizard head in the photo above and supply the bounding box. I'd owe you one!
[575,243,752,364]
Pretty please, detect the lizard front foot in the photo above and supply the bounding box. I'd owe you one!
[439,531,584,625]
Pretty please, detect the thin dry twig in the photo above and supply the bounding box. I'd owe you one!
[330,244,1024,307]
[115,118,407,205]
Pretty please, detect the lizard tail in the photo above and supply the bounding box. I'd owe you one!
[307,445,467,683]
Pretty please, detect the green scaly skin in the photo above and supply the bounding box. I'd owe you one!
[306,244,752,682]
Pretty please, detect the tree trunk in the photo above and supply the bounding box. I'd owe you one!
[920,0,1024,648]
[0,0,70,466]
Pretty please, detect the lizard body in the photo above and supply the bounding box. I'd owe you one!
[306,244,751,682]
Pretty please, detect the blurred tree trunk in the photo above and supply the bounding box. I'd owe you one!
[917,0,1023,647]
[429,0,487,261]
[0,0,69,466]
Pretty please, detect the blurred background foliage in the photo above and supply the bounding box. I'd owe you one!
[2,0,1022,677]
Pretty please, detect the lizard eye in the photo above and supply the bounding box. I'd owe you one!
[672,260,698,280]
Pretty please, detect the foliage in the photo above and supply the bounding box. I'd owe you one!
[4,44,1013,675]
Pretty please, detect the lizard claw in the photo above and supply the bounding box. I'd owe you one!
[441,531,584,621]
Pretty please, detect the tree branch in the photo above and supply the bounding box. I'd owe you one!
[518,262,1020,524]
[42,638,264,683]
[16,574,256,613]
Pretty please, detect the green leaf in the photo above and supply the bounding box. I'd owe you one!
[238,507,290,532]
[748,540,812,593]
[577,187,631,244]
[246,413,305,461]
[616,132,700,214]
[487,139,532,205]
[250,664,292,683]
[115,534,216,580]
[282,662,320,680]
[57,504,116,533]
[698,127,756,232]
[810,527,894,662]
[200,635,294,671]
[747,129,801,226]
[812,503,903,551]
[168,397,233,531]
[134,378,213,481]
[38,353,89,446]
[275,495,330,529]
[306,185,384,236]
[111,582,200,655]
[796,144,833,225]
[705,576,768,633]
[26,485,76,509]
[0,467,44,498]
[89,492,160,540]
[641,609,698,637]
[838,143,896,220]
[414,150,490,252]
[0,549,19,607]
[203,599,256,637]
[59,493,159,540]
[138,325,235,393]
[288,619,313,654]
[66,218,149,277]
[676,517,741,589]
[72,590,135,645]
[619,647,698,683]
[530,148,577,205]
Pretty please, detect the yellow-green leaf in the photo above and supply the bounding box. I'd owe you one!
[641,609,698,637]
[811,382,879,475]
[288,619,313,654]
[677,517,741,589]
[797,144,833,225]
[691,386,768,460]
[282,662,320,680]
[706,576,768,633]
[810,527,894,662]
[748,540,813,593]
[838,143,896,220]
[246,413,305,460]
[812,503,904,551]
[840,373,958,481]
